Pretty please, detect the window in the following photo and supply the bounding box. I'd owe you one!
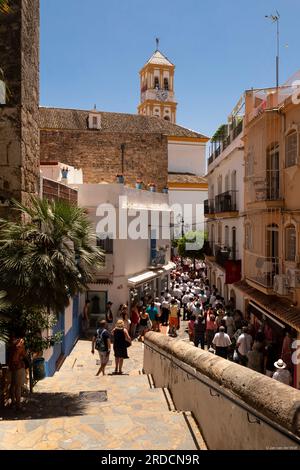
[245,224,252,251]
[286,131,297,167]
[231,170,237,191]
[285,225,296,261]
[97,235,113,254]
[164,116,170,121]
[232,227,237,260]
[225,174,229,192]
[218,223,222,244]
[92,116,97,127]
[225,226,229,247]
[154,77,159,89]
[164,78,169,90]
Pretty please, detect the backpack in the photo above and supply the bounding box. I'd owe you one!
[95,329,107,352]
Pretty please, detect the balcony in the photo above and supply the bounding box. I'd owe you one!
[245,253,279,290]
[215,190,238,215]
[247,177,284,209]
[214,244,239,268]
[204,199,215,218]
[208,121,243,166]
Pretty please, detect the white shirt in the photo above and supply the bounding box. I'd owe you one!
[272,369,291,385]
[237,333,252,356]
[213,332,232,348]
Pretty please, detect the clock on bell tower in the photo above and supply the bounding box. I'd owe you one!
[138,40,177,123]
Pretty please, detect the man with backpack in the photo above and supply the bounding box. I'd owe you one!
[91,320,111,376]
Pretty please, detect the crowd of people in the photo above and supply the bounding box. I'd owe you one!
[91,260,294,386]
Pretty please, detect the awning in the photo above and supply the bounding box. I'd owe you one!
[128,271,158,287]
[128,263,174,288]
[234,279,300,333]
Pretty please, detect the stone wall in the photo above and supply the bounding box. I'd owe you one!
[144,333,300,450]
[0,0,40,218]
[40,130,168,191]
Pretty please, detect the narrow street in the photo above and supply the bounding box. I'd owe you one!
[0,326,205,450]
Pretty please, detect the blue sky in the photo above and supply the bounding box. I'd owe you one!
[40,0,300,137]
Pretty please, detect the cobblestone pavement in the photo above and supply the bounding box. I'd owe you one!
[0,323,205,450]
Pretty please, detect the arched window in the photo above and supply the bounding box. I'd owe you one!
[154,77,159,89]
[231,170,237,191]
[285,225,296,261]
[164,116,170,121]
[285,130,297,167]
[225,225,229,248]
[232,227,237,260]
[266,143,280,200]
[225,174,229,192]
[164,78,169,90]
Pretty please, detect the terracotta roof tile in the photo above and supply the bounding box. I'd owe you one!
[39,107,207,139]
[168,173,207,184]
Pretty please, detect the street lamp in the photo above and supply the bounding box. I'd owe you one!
[265,11,280,88]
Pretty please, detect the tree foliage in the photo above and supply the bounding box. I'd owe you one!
[0,0,9,14]
[176,231,208,260]
[0,197,104,315]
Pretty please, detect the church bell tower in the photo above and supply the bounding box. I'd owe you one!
[138,40,177,123]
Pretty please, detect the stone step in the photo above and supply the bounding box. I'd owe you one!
[0,409,204,450]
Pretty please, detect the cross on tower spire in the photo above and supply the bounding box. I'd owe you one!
[156,37,159,51]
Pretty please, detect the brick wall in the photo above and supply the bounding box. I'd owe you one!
[40,130,168,191]
[42,178,78,205]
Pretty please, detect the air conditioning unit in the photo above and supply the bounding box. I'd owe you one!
[273,275,289,296]
[286,269,300,289]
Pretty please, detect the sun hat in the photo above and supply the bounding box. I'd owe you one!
[274,359,287,369]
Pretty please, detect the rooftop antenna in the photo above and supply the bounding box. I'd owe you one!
[265,11,280,88]
[156,37,160,51]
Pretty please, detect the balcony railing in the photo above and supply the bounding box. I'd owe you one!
[208,121,243,165]
[245,253,279,288]
[204,199,215,216]
[214,244,239,267]
[250,176,282,202]
[215,190,238,213]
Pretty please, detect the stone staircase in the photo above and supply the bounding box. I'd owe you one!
[0,340,206,450]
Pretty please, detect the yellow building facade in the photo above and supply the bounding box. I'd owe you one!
[236,84,300,389]
[138,48,177,123]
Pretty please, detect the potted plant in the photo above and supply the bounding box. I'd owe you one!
[116,174,124,184]
[61,167,69,179]
[149,182,156,192]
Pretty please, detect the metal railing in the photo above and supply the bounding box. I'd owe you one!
[208,121,243,165]
[204,199,215,215]
[245,253,279,288]
[249,175,282,202]
[215,190,238,213]
[214,244,239,267]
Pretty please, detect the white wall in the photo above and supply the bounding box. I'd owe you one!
[168,140,206,176]
[169,188,207,236]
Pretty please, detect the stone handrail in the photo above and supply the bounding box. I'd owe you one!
[144,333,300,448]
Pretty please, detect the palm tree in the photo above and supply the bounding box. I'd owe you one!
[0,291,9,342]
[0,197,104,314]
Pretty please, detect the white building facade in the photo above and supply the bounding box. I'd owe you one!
[205,99,245,310]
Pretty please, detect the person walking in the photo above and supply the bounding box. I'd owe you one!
[130,303,140,339]
[8,331,26,410]
[105,301,114,334]
[82,299,90,338]
[137,308,150,342]
[272,359,292,385]
[212,326,232,359]
[236,326,253,366]
[194,314,206,350]
[206,312,217,349]
[168,299,179,337]
[112,320,132,374]
[91,320,111,376]
[247,342,264,373]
